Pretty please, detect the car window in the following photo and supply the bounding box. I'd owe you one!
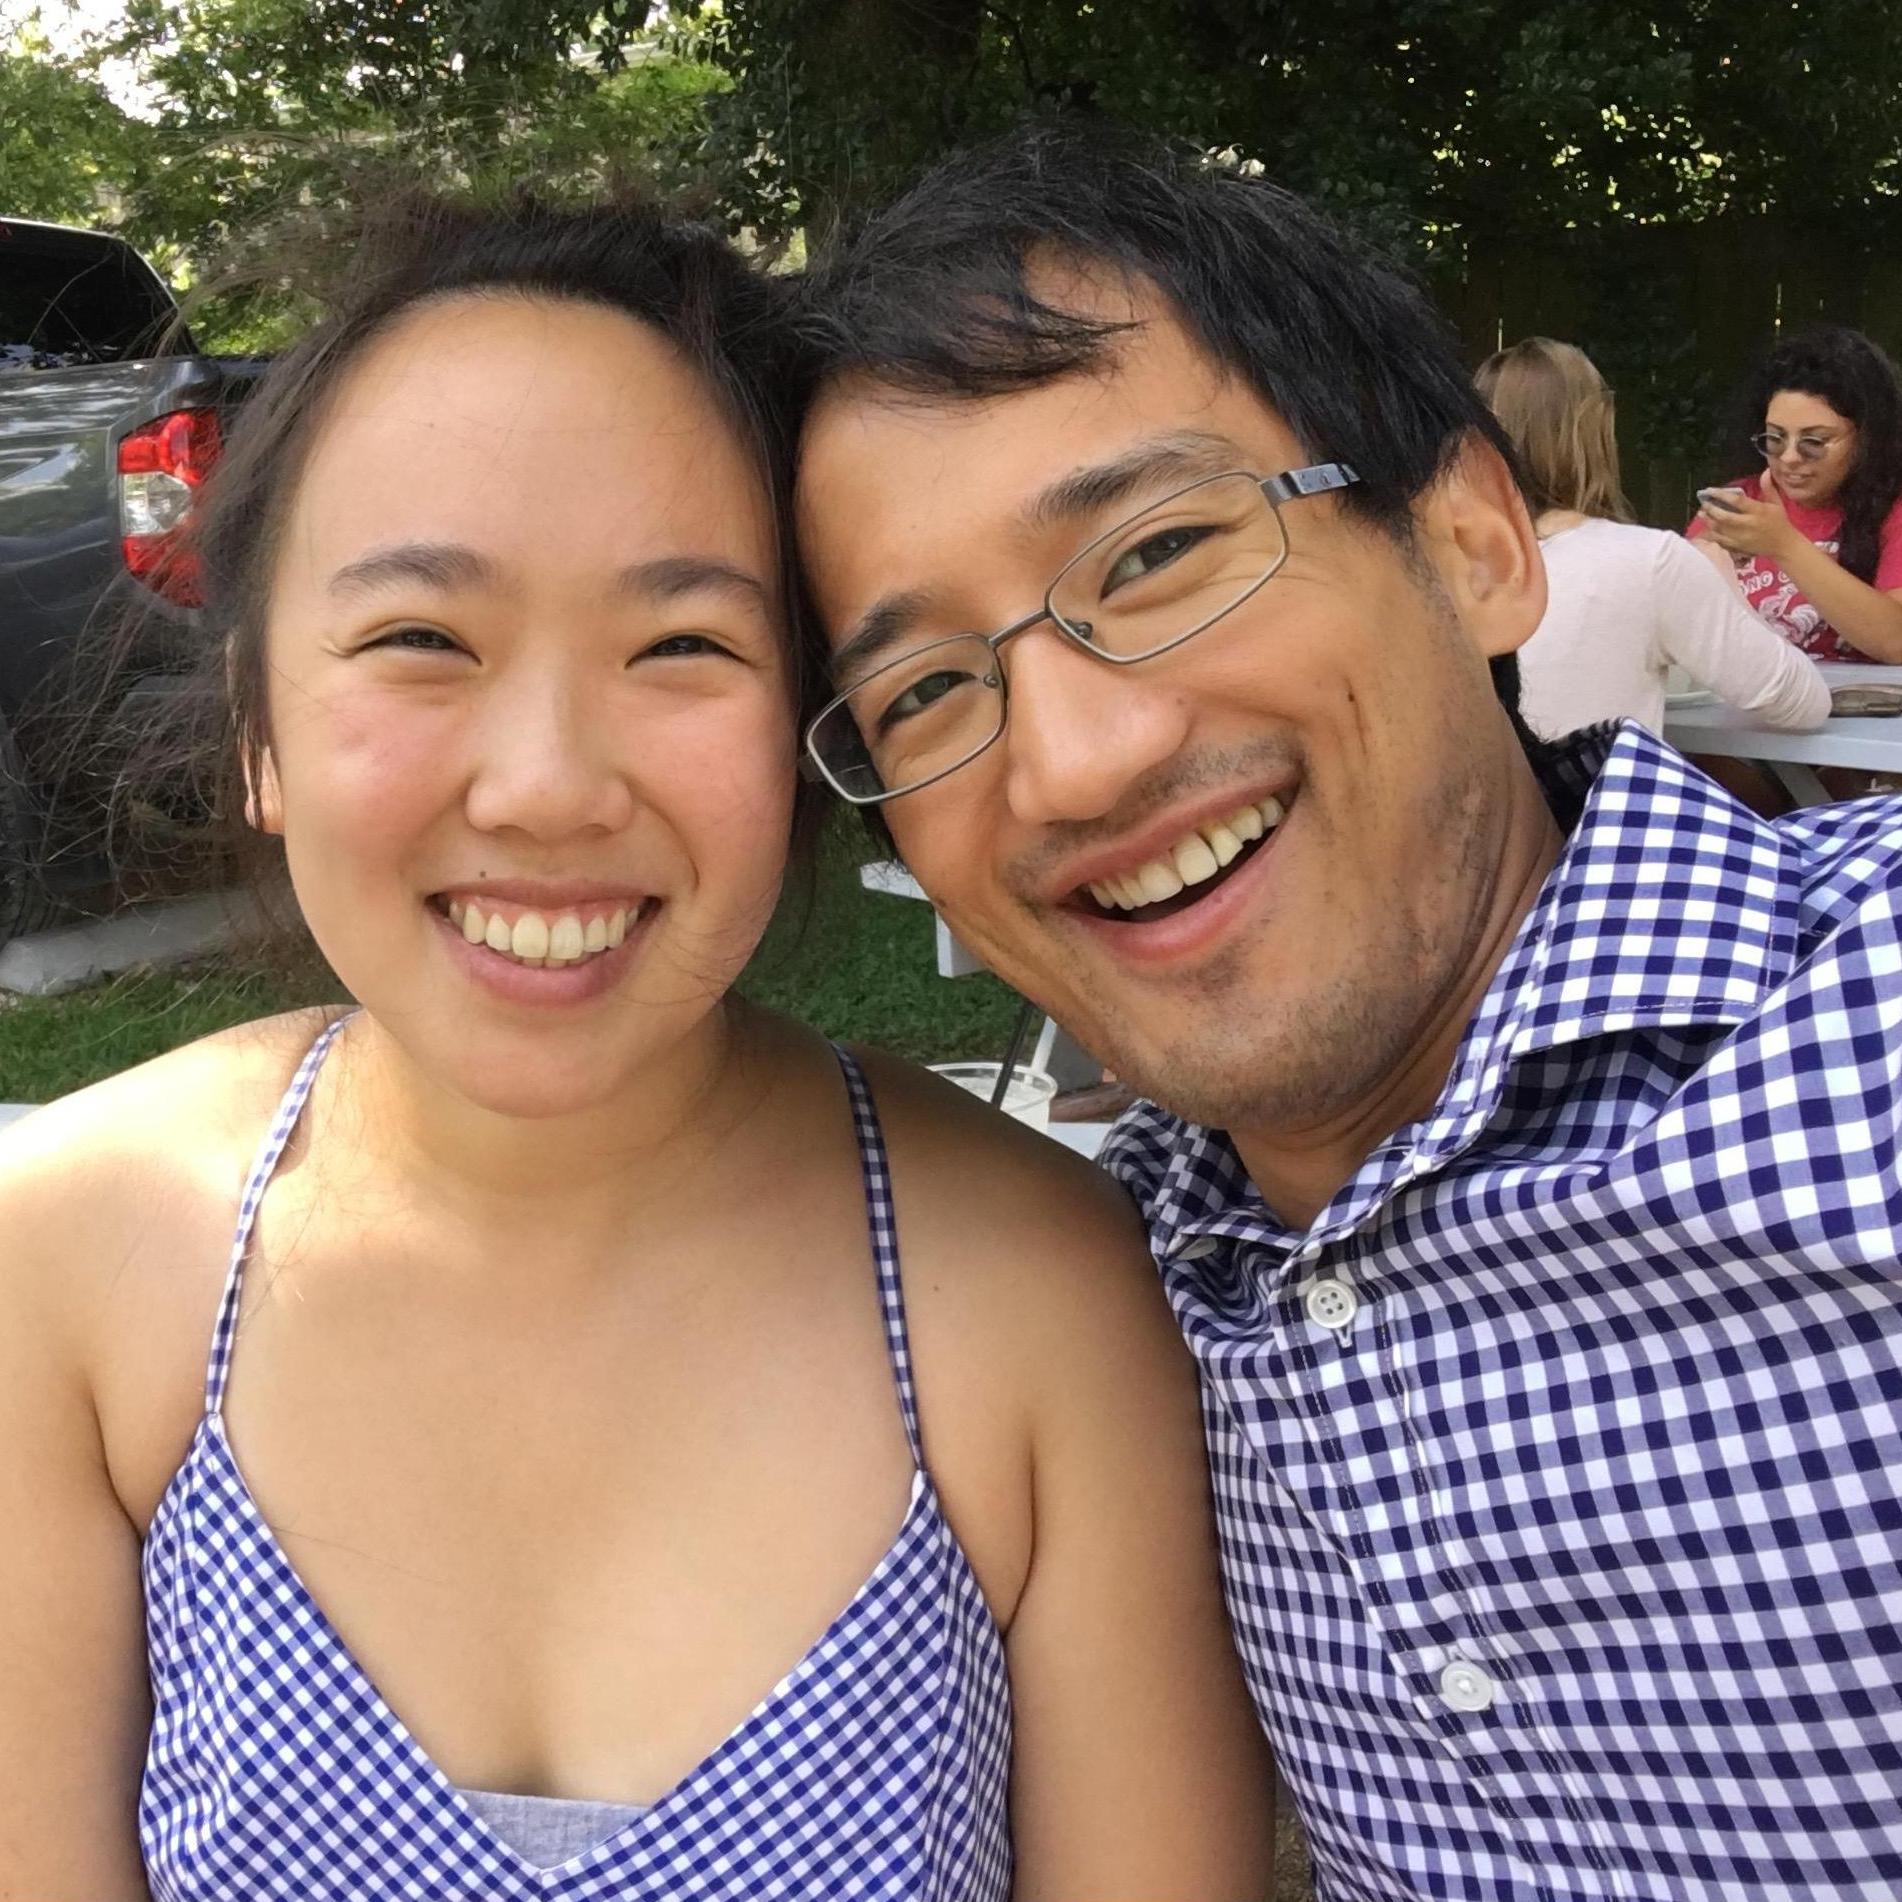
[0,227,178,371]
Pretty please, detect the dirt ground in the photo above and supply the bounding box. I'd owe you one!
[1275,1783,1314,1898]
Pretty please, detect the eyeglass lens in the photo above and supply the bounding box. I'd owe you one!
[1753,431,1834,462]
[817,474,1287,799]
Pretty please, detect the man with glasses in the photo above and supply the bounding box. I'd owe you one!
[794,123,1902,1898]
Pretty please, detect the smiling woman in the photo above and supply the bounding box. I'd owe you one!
[0,192,1274,1901]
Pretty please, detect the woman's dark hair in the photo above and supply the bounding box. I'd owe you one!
[796,119,1542,751]
[1736,323,1902,584]
[124,190,814,947]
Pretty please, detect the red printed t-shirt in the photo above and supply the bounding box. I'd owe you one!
[1688,474,1902,661]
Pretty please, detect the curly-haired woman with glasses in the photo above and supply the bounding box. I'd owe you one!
[1691,324,1902,663]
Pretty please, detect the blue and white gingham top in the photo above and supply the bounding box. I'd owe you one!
[139,1034,1012,1900]
[1103,722,1902,1902]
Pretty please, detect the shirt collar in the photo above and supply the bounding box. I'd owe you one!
[1427,721,1797,1140]
[1138,721,1799,1257]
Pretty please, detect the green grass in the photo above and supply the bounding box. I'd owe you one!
[0,961,325,1103]
[740,852,1022,1064]
[0,849,1023,1105]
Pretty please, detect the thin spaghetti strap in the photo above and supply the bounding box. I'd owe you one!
[831,1046,925,1470]
[203,1015,352,1418]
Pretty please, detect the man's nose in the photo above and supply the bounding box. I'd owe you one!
[463,671,637,841]
[998,628,1192,826]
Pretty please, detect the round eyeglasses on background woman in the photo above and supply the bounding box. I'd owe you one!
[804,462,1358,806]
[1749,428,1850,465]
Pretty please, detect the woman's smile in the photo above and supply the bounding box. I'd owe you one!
[428,893,660,1006]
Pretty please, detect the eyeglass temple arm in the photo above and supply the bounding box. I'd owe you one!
[1261,462,1358,506]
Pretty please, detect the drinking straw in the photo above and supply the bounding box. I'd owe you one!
[990,995,1041,1108]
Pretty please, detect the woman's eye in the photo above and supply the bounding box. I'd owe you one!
[639,632,729,661]
[367,626,462,654]
[1102,525,1210,594]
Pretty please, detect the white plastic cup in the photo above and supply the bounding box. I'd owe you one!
[929,1061,1059,1129]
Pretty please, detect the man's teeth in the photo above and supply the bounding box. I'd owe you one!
[1087,796,1286,912]
[447,899,630,967]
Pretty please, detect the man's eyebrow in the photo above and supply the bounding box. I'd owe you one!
[830,588,939,687]
[827,433,1251,686]
[327,541,492,599]
[1019,430,1250,533]
[614,554,766,604]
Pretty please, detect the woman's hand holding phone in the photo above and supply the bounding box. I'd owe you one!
[1697,468,1798,558]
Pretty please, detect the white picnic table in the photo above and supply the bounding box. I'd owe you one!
[1663,661,1902,805]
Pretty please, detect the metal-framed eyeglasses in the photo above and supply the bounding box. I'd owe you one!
[1750,428,1849,463]
[803,462,1359,806]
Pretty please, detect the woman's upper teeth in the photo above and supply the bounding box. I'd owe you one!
[446,897,630,967]
[1087,796,1285,912]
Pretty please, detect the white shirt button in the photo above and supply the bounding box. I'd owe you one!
[1439,1659,1497,1713]
[1304,1277,1359,1331]
[1174,1236,1219,1261]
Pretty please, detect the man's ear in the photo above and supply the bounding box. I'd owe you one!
[1415,437,1546,660]
[242,745,283,835]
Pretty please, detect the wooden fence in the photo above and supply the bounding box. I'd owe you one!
[1432,216,1902,527]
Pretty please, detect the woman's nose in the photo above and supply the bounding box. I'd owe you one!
[463,674,637,841]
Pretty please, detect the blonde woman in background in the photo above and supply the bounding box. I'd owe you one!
[1477,337,1828,740]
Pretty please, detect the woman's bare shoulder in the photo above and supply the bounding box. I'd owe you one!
[846,1043,1166,1364]
[0,1007,336,1297]
[850,1044,1148,1257]
[847,1046,1199,1637]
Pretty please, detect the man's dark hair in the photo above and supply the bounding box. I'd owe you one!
[798,119,1539,737]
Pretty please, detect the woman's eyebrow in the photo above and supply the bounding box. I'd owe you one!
[324,546,766,604]
[614,555,766,604]
[328,541,491,599]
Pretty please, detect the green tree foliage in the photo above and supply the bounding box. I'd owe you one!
[0,28,148,229]
[13,0,1901,274]
[3,1,729,346]
[690,0,1902,252]
[685,0,1902,478]
[110,0,732,343]
[5,0,1901,463]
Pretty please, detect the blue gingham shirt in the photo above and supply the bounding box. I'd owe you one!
[1102,723,1902,1902]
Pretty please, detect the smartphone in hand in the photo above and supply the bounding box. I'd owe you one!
[1696,486,1748,514]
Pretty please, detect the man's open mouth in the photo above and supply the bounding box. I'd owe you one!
[1074,794,1288,924]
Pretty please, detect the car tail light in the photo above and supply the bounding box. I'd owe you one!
[118,408,222,606]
